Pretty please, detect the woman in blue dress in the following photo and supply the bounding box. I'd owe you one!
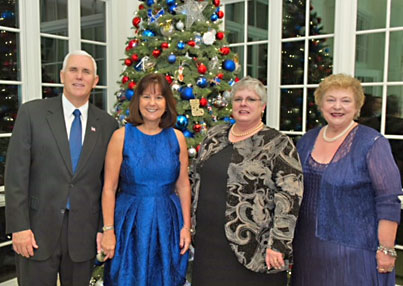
[101,73,191,286]
[291,74,402,286]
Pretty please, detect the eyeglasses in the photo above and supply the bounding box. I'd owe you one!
[232,97,262,104]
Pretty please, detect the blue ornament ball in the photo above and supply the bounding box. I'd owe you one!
[126,89,134,101]
[183,130,194,138]
[147,0,155,6]
[222,60,236,72]
[125,109,130,116]
[180,87,195,100]
[210,14,218,21]
[166,0,175,5]
[177,41,185,50]
[196,77,208,88]
[143,30,155,37]
[168,3,177,13]
[176,115,188,130]
[168,54,177,64]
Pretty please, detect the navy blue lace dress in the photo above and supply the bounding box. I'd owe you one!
[104,124,188,286]
[291,125,401,286]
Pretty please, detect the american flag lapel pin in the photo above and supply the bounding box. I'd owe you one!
[91,126,96,132]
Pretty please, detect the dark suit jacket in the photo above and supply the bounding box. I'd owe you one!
[5,95,118,262]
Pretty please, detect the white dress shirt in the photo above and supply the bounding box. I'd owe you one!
[62,94,88,144]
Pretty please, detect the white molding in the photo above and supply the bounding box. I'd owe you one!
[69,0,81,51]
[333,0,357,75]
[19,0,42,102]
[266,0,282,130]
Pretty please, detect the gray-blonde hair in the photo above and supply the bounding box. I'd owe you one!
[230,76,267,104]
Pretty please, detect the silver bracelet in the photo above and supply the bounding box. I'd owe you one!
[377,245,397,258]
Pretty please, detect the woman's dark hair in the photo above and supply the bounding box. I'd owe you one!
[126,73,177,128]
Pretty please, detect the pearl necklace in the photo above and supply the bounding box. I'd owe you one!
[322,121,355,142]
[230,122,264,137]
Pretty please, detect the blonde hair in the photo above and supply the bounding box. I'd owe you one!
[314,74,365,114]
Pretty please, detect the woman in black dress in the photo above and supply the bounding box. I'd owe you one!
[190,76,303,286]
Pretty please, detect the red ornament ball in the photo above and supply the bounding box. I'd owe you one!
[125,46,131,52]
[131,54,139,62]
[122,76,129,84]
[128,81,136,90]
[198,63,207,74]
[216,32,225,40]
[132,17,141,28]
[217,10,224,19]
[152,49,161,58]
[235,77,240,82]
[213,0,220,7]
[165,75,173,84]
[220,47,230,55]
[128,39,137,49]
[139,4,145,10]
[217,73,224,79]
[193,124,202,133]
[187,40,196,47]
[199,97,208,107]
[124,59,133,66]
[161,42,169,49]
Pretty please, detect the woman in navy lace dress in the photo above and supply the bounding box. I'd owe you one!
[291,74,402,286]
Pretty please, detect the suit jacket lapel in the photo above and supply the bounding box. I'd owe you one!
[75,104,100,174]
[46,96,73,175]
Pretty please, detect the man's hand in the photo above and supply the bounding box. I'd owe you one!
[12,229,38,258]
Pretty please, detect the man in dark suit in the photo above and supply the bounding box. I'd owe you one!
[5,50,119,285]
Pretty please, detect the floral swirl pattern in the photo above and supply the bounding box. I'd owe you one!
[191,123,303,273]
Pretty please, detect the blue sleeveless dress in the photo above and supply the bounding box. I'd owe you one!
[104,124,188,286]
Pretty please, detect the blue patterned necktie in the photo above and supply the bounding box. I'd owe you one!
[70,109,82,174]
[66,109,82,210]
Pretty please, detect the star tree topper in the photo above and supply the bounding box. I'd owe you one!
[175,0,208,30]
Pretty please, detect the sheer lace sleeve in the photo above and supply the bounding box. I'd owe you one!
[367,136,402,223]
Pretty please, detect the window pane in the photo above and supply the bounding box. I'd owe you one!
[307,88,325,130]
[0,205,16,282]
[357,0,386,30]
[90,88,106,110]
[40,0,68,36]
[283,0,306,38]
[355,33,385,83]
[0,84,19,133]
[41,37,68,84]
[391,0,403,27]
[0,30,20,81]
[247,44,267,84]
[81,0,106,42]
[225,2,244,43]
[230,46,244,78]
[389,139,403,186]
[0,137,10,185]
[358,90,383,132]
[310,0,335,35]
[0,0,18,28]
[386,88,403,136]
[81,43,106,86]
[280,88,303,131]
[247,0,268,41]
[281,41,304,85]
[388,31,403,82]
[42,86,62,99]
[308,38,333,84]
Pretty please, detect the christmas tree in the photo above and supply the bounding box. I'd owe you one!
[114,0,240,158]
[280,0,332,131]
